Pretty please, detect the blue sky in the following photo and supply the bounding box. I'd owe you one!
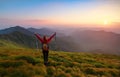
[0,0,120,29]
[0,0,96,19]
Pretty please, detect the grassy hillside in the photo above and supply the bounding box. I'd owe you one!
[0,31,36,48]
[0,30,81,51]
[0,45,120,77]
[0,39,23,49]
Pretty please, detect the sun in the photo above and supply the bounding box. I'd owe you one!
[104,20,108,25]
[102,19,112,28]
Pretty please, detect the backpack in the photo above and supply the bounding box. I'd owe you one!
[42,44,49,51]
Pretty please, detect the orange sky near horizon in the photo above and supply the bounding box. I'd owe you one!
[0,0,120,28]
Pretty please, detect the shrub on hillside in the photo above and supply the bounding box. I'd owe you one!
[46,66,56,76]
[65,67,72,73]
[94,62,106,68]
[0,66,35,77]
[0,53,8,57]
[109,69,120,77]
[34,66,47,76]
[56,71,68,77]
[9,70,29,77]
[15,56,38,65]
[0,61,24,68]
[0,68,8,77]
[84,68,97,75]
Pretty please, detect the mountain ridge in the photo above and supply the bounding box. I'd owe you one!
[71,30,120,54]
[0,26,34,36]
[0,26,120,55]
[0,26,79,51]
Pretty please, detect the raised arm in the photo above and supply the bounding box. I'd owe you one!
[34,33,43,43]
[47,32,56,43]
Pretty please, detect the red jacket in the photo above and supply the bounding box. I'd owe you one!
[35,33,56,44]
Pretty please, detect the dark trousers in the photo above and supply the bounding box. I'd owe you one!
[42,50,49,65]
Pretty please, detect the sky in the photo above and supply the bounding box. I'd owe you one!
[0,0,120,29]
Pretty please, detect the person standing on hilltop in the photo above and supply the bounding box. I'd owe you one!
[35,33,56,65]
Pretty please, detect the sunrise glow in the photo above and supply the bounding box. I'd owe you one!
[104,20,108,25]
[0,0,120,28]
[102,19,113,28]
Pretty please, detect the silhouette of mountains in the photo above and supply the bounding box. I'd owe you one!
[28,27,64,37]
[0,26,79,51]
[71,30,120,54]
[0,26,34,36]
[0,31,36,48]
[0,26,120,55]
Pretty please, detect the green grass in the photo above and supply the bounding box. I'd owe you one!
[0,47,120,77]
[0,39,23,49]
[0,39,120,77]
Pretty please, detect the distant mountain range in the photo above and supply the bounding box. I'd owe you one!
[0,26,34,36]
[71,30,120,54]
[28,27,65,37]
[28,27,54,35]
[0,26,120,55]
[0,26,79,51]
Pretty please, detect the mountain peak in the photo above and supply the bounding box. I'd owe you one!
[14,25,23,28]
[0,26,34,36]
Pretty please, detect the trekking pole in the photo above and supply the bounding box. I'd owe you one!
[55,32,58,51]
[55,32,56,41]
